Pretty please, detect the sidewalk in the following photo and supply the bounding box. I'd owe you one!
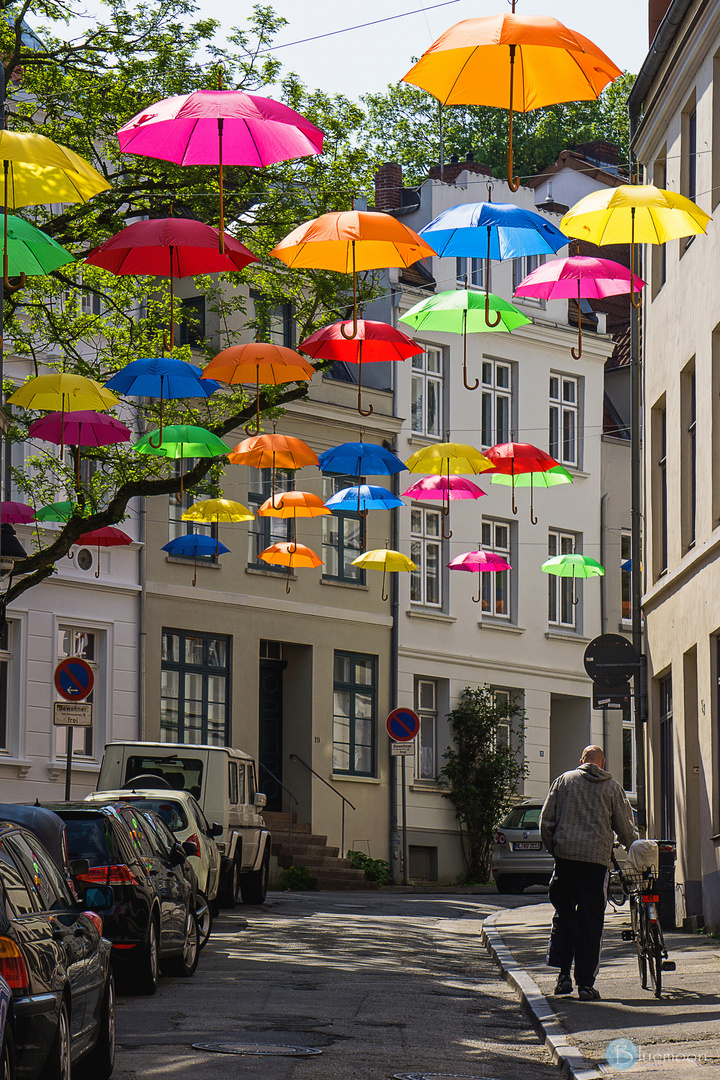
[482,901,720,1078]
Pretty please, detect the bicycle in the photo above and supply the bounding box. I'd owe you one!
[610,849,676,998]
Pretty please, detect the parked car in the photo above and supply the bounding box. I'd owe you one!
[0,820,115,1080]
[0,805,83,902]
[97,742,271,907]
[0,973,13,1080]
[85,786,219,947]
[44,802,198,993]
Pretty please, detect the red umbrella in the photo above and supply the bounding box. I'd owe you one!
[1,500,35,524]
[299,319,422,417]
[72,526,133,577]
[85,218,258,350]
[484,442,560,522]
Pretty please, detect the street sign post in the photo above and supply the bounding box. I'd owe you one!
[54,657,94,800]
[386,708,420,885]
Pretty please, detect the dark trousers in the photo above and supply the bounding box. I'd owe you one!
[546,857,608,987]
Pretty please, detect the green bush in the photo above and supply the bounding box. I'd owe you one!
[278,865,317,891]
[347,850,392,885]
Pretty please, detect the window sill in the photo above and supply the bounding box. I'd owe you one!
[406,609,456,623]
[479,620,525,634]
[410,779,444,793]
[320,578,369,591]
[246,566,295,580]
[545,630,593,644]
[166,556,220,568]
[407,434,443,447]
[0,755,32,778]
[620,620,633,632]
[331,774,381,785]
[47,759,100,781]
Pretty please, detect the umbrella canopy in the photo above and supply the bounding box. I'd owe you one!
[491,465,572,488]
[202,343,315,436]
[36,501,76,523]
[351,547,417,601]
[0,213,74,277]
[29,410,131,447]
[0,501,35,524]
[181,498,254,524]
[448,548,513,604]
[259,539,322,593]
[541,553,605,578]
[399,289,531,389]
[405,442,493,476]
[258,491,329,517]
[85,217,257,276]
[227,432,318,470]
[402,475,486,501]
[75,526,133,547]
[105,358,220,446]
[318,441,407,477]
[162,532,231,587]
[402,11,620,188]
[325,485,404,513]
[0,130,111,208]
[134,424,230,459]
[484,441,561,522]
[420,201,568,260]
[299,318,422,416]
[8,374,119,413]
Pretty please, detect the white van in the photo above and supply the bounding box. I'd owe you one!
[97,742,272,906]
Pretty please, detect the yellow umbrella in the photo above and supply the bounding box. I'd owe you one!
[405,441,495,538]
[561,184,712,308]
[181,498,254,524]
[9,374,119,453]
[351,547,418,602]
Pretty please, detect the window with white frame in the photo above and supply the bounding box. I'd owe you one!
[621,533,632,623]
[493,688,511,748]
[622,708,635,794]
[411,346,442,437]
[512,253,541,291]
[415,678,438,780]
[322,475,365,583]
[480,519,511,618]
[247,467,294,570]
[0,622,10,750]
[457,256,487,289]
[548,529,577,629]
[410,507,442,606]
[481,359,511,448]
[549,374,579,468]
[55,628,98,757]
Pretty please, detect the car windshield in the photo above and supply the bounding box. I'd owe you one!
[126,798,188,833]
[125,754,203,797]
[501,805,541,830]
[61,816,114,865]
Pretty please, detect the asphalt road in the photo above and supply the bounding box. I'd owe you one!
[113,889,557,1080]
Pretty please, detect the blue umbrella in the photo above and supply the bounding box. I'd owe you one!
[105,357,221,447]
[325,484,404,512]
[420,199,568,327]
[319,441,407,478]
[162,533,230,587]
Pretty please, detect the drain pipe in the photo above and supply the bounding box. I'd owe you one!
[138,495,147,740]
[600,492,609,756]
[389,281,401,883]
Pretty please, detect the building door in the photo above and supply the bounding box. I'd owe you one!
[259,657,285,812]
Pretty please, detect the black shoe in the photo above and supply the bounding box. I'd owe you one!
[554,974,573,995]
[578,986,601,1001]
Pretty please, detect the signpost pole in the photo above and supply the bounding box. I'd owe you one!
[401,754,408,886]
[64,726,73,800]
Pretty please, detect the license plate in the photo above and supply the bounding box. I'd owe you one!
[513,841,542,851]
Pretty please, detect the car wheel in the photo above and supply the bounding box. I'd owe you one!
[219,858,239,909]
[137,913,160,995]
[195,891,213,949]
[240,853,269,905]
[1,1023,14,1080]
[76,973,115,1080]
[495,875,525,895]
[40,998,71,1080]
[163,909,199,977]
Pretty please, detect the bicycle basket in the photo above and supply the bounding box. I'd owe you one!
[622,867,653,891]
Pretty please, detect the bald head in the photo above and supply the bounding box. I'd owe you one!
[581,745,605,767]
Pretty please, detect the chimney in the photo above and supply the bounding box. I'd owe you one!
[649,0,673,45]
[374,161,403,212]
[429,150,493,185]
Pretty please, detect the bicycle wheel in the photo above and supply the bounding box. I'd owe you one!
[608,872,626,906]
[632,899,648,989]
[648,921,663,998]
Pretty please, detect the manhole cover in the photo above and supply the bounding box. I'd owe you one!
[194,1043,322,1057]
[394,1075,499,1080]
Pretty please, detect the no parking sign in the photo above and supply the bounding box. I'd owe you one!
[385,707,420,742]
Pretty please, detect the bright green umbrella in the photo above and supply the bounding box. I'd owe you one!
[541,552,604,607]
[35,500,77,522]
[134,424,230,496]
[399,289,531,389]
[492,465,573,488]
[1,213,75,280]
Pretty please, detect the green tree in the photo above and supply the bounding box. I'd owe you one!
[438,686,528,883]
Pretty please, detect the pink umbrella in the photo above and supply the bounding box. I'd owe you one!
[514,255,646,359]
[1,501,35,524]
[402,474,487,540]
[116,89,324,252]
[29,411,131,482]
[448,548,512,605]
[72,526,133,578]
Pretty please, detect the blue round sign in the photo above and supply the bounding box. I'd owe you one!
[54,657,94,701]
[386,707,420,742]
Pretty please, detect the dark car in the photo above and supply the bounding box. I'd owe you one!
[0,821,115,1080]
[0,973,13,1080]
[0,805,81,901]
[45,803,197,991]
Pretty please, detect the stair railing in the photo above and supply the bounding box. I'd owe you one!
[258,763,299,864]
[289,753,356,858]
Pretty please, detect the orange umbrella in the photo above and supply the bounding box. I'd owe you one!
[270,210,436,338]
[258,489,329,551]
[227,431,319,500]
[259,540,322,594]
[201,343,315,436]
[402,5,620,190]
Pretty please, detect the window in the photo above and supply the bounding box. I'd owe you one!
[410,507,442,606]
[513,253,540,291]
[621,533,632,623]
[622,708,635,794]
[322,476,364,583]
[681,96,697,255]
[333,652,376,776]
[493,688,511,748]
[654,404,668,576]
[688,107,697,203]
[549,375,579,468]
[481,359,511,448]
[168,466,217,555]
[411,346,442,438]
[247,468,294,570]
[179,297,206,348]
[681,363,696,550]
[161,629,230,746]
[652,152,667,294]
[81,289,102,316]
[659,674,675,839]
[548,530,576,629]
[481,519,511,618]
[456,257,487,289]
[415,678,437,780]
[0,622,10,750]
[56,628,97,757]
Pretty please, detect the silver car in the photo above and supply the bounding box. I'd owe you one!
[491,801,553,894]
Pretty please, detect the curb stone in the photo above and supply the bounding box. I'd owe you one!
[481,911,604,1080]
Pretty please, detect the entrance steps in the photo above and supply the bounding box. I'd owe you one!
[263,810,377,891]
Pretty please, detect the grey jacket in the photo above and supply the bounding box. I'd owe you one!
[540,762,637,867]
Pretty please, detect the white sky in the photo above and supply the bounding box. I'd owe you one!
[212,1,650,101]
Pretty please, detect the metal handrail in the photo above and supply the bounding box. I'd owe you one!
[289,753,356,857]
[258,763,298,864]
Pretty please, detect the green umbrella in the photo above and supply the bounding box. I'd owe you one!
[541,552,604,607]
[134,424,230,496]
[399,289,531,390]
[1,213,74,281]
[491,465,573,488]
[36,500,77,522]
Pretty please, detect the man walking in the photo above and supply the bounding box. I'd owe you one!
[540,745,637,1001]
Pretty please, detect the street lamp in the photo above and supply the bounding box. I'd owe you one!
[0,520,26,626]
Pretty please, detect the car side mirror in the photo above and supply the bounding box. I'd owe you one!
[209,822,223,838]
[182,839,200,858]
[169,843,186,867]
[84,885,114,911]
[253,793,267,810]
[70,859,90,878]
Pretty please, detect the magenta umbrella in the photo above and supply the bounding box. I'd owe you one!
[514,255,646,359]
[448,548,512,605]
[402,474,486,540]
[116,88,324,252]
[29,410,131,482]
[1,500,35,524]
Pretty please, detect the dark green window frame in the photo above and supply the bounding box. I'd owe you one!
[332,651,376,777]
[161,629,231,746]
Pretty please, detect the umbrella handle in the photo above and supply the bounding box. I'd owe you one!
[381,564,388,602]
[462,312,479,390]
[193,551,197,588]
[484,230,501,328]
[507,45,520,192]
[571,279,583,359]
[3,270,24,294]
[148,393,164,449]
[3,206,25,293]
[357,358,373,416]
[441,517,453,540]
[341,246,359,340]
[572,569,579,606]
[530,472,537,526]
[285,564,291,594]
[630,215,642,309]
[245,370,262,436]
[472,579,482,604]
